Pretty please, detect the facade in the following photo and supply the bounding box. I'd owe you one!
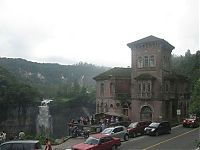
[93,68,131,116]
[94,35,190,123]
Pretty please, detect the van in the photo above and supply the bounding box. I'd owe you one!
[0,140,42,150]
[144,121,171,136]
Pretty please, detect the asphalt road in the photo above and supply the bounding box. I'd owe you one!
[120,125,199,150]
[53,125,200,150]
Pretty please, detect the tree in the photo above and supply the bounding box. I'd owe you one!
[189,78,200,116]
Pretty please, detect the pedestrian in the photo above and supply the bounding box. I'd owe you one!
[19,131,25,140]
[2,131,6,142]
[45,138,52,150]
[0,132,3,144]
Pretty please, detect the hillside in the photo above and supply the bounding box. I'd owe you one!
[0,57,109,97]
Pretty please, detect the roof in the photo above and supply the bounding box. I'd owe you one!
[135,73,156,80]
[127,35,175,50]
[93,67,131,81]
[164,73,189,81]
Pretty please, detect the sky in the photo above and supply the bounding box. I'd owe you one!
[0,0,199,67]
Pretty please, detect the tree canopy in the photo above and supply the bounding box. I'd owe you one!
[189,78,200,116]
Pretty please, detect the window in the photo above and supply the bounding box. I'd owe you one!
[147,82,151,92]
[137,55,156,68]
[0,143,11,150]
[165,81,170,92]
[137,57,143,68]
[144,56,149,67]
[100,83,104,96]
[138,81,152,98]
[149,55,155,67]
[110,83,114,95]
[142,83,146,92]
[12,144,23,150]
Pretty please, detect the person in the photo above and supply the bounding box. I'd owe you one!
[19,131,25,140]
[2,131,6,142]
[45,138,52,150]
[0,132,3,144]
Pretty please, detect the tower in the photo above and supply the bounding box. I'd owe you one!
[127,35,175,121]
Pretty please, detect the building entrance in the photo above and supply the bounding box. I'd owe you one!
[140,106,152,121]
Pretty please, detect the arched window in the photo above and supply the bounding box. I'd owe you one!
[110,83,114,95]
[140,106,152,121]
[137,57,143,68]
[149,55,155,67]
[100,83,104,96]
[144,56,149,67]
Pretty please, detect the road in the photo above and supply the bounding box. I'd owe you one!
[53,125,200,150]
[120,125,199,150]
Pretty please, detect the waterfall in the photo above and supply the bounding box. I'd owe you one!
[36,99,53,136]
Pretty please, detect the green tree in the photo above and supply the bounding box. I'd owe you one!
[189,78,200,116]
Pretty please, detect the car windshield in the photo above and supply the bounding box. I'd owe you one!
[101,128,113,134]
[128,122,138,128]
[149,123,159,128]
[84,137,99,145]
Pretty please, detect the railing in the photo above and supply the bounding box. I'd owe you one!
[136,92,152,99]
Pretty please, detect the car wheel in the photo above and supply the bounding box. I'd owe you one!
[124,134,129,141]
[111,145,117,150]
[84,132,89,138]
[155,131,159,136]
[168,129,171,134]
[132,132,136,138]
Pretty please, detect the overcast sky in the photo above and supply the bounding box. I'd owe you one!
[0,0,199,67]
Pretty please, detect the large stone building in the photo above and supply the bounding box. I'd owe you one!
[93,35,190,123]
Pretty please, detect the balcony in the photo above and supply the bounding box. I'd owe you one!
[137,92,152,99]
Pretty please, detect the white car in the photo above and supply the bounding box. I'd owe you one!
[101,125,129,141]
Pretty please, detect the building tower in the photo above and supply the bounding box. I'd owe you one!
[127,35,175,121]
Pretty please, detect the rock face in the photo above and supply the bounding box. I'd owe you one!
[0,106,38,140]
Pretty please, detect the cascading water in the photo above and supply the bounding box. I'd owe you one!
[36,99,53,136]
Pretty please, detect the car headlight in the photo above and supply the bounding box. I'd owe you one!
[192,120,194,123]
[151,128,155,132]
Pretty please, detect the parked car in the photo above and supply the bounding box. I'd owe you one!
[101,126,129,141]
[183,117,199,128]
[0,140,42,150]
[144,121,171,136]
[71,133,121,150]
[127,120,151,137]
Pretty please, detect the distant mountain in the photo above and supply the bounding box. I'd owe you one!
[0,57,109,97]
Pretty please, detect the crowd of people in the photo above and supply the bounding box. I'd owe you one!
[99,116,120,131]
[68,115,122,136]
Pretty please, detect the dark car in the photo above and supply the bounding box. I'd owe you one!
[183,117,199,128]
[71,133,121,150]
[144,121,171,136]
[127,120,152,137]
[0,140,42,150]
